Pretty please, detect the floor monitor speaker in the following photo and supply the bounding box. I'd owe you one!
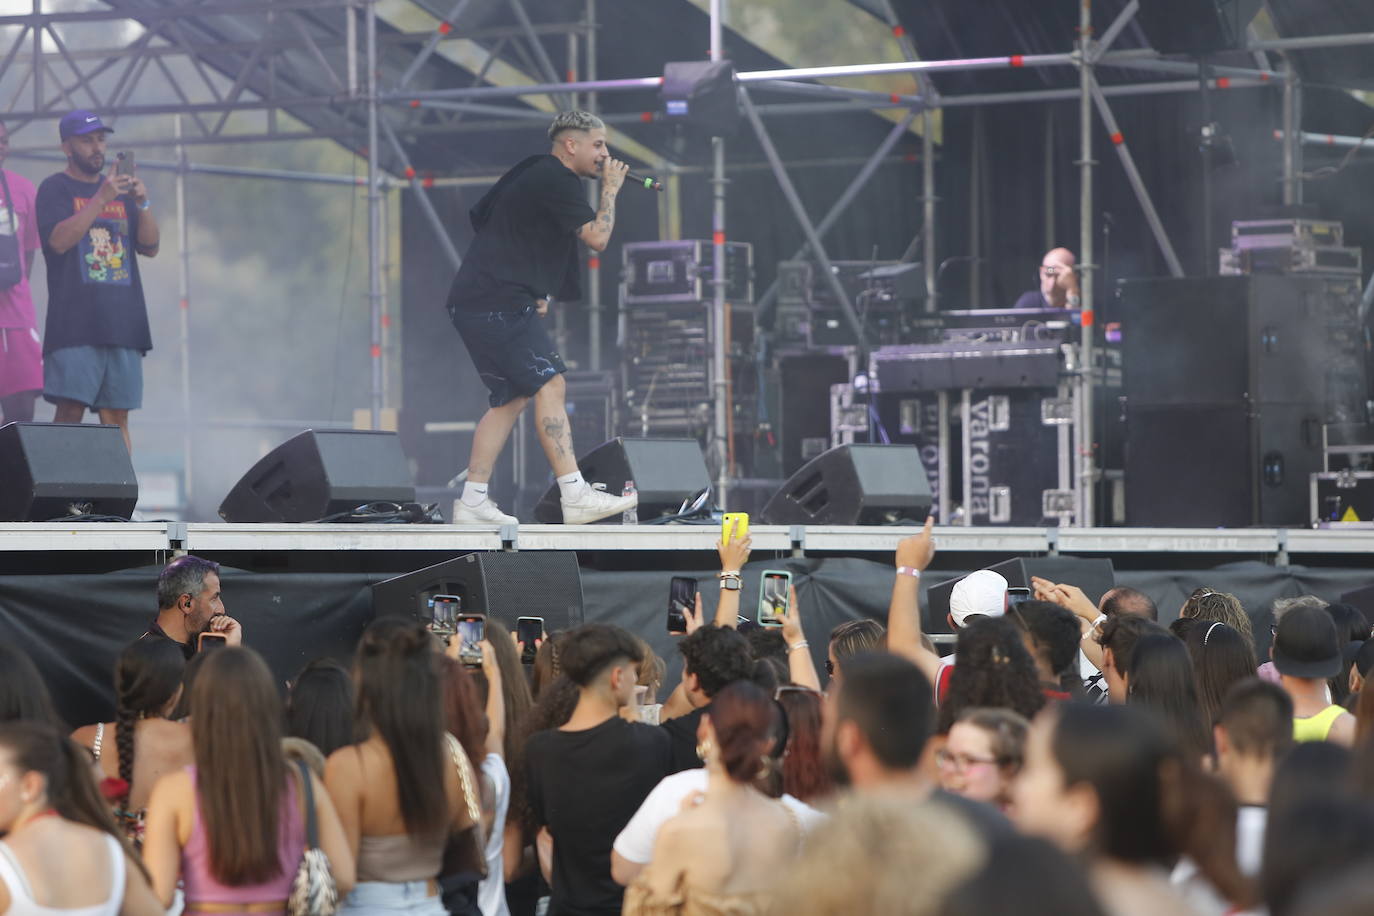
[219,429,414,522]
[0,422,137,521]
[533,438,711,524]
[760,444,931,526]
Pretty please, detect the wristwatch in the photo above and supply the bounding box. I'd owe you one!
[719,577,741,591]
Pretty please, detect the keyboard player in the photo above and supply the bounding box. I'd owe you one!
[1011,247,1081,311]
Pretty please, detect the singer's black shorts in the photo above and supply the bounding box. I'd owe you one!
[450,305,566,408]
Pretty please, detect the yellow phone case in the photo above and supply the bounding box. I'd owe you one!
[722,512,750,542]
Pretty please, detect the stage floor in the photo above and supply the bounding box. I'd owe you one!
[3,522,1371,563]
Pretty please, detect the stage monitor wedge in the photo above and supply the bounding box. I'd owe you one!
[0,422,138,521]
[533,438,712,524]
[219,429,415,523]
[372,552,584,633]
[761,443,932,526]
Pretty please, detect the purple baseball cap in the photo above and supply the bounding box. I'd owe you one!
[59,110,114,141]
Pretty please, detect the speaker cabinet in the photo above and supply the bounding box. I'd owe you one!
[761,443,932,526]
[779,353,850,476]
[533,438,712,524]
[0,422,137,521]
[1119,277,1331,527]
[219,429,415,523]
[372,552,584,632]
[1125,403,1321,527]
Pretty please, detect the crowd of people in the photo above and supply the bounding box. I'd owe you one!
[4,532,1374,916]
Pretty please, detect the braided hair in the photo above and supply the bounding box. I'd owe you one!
[113,639,185,802]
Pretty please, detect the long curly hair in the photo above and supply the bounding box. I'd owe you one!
[937,617,1044,734]
[1179,588,1253,650]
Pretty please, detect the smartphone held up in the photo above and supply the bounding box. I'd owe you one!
[517,616,543,663]
[456,614,485,667]
[668,576,697,634]
[757,570,791,628]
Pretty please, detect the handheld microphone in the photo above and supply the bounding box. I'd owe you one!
[626,170,663,192]
[601,161,663,191]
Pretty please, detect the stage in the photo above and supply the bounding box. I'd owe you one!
[4,521,1372,562]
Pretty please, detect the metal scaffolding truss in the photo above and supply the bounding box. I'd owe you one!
[5,0,1371,524]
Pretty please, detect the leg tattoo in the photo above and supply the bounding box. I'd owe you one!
[540,417,571,459]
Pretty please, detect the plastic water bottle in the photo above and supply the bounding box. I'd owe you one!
[622,480,638,525]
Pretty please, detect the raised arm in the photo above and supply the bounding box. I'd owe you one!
[780,585,821,691]
[47,175,124,255]
[1032,576,1105,669]
[714,533,751,628]
[480,638,506,758]
[885,517,942,686]
[575,160,626,252]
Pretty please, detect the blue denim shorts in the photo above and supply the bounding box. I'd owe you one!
[450,306,566,408]
[338,881,447,916]
[42,344,143,410]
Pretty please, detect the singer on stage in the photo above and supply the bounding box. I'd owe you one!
[445,109,638,526]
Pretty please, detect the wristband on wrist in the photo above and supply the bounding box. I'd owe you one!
[895,566,922,579]
[717,570,742,579]
[788,640,809,652]
[137,198,150,211]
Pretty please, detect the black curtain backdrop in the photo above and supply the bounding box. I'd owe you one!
[7,558,1371,728]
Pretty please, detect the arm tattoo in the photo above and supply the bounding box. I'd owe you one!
[596,197,616,237]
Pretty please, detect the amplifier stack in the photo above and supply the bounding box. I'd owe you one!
[619,241,756,471]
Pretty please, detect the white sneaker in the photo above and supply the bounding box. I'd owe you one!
[560,482,638,525]
[451,497,518,526]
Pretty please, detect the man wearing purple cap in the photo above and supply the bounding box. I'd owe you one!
[36,110,159,453]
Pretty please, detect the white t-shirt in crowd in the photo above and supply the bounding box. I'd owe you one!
[1078,647,1098,681]
[477,753,511,916]
[613,768,827,864]
[1170,805,1269,916]
[1236,805,1266,877]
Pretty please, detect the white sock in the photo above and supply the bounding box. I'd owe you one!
[557,471,587,501]
[461,481,490,507]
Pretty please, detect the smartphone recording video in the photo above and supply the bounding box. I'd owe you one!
[517,616,543,662]
[115,151,135,177]
[428,594,461,638]
[1006,586,1033,610]
[457,614,485,666]
[668,576,697,634]
[757,570,791,628]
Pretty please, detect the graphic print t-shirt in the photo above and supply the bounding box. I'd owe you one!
[36,172,151,355]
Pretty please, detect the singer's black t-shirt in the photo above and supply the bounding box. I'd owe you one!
[446,154,595,313]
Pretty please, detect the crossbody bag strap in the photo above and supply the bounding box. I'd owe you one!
[294,759,320,849]
[445,734,483,826]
